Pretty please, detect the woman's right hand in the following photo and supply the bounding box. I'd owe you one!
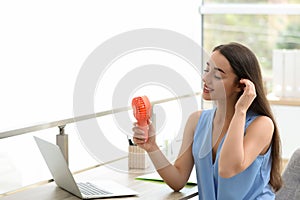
[132,121,158,152]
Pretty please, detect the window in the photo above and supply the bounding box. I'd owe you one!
[200,1,300,94]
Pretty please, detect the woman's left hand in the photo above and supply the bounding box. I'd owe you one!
[235,79,257,113]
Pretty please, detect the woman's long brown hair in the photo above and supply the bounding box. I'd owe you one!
[213,42,282,191]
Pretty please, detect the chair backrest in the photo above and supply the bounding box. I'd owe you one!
[276,148,300,200]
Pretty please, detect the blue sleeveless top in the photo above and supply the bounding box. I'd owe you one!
[192,108,274,200]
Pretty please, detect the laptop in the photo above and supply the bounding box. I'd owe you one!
[34,136,139,199]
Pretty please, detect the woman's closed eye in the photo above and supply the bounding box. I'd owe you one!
[203,68,222,80]
[214,75,221,79]
[203,68,209,73]
[214,72,222,79]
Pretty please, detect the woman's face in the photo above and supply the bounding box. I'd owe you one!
[202,50,240,101]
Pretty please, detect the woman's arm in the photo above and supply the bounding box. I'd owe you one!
[133,111,201,191]
[219,79,274,178]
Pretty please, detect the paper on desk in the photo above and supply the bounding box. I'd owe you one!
[135,168,197,185]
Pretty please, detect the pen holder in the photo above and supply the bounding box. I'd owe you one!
[128,145,149,169]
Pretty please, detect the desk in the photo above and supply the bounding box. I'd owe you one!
[0,158,198,200]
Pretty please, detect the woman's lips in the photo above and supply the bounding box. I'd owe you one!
[203,85,214,93]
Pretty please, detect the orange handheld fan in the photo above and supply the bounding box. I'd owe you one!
[132,96,152,142]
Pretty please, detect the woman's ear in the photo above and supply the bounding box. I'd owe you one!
[235,79,244,93]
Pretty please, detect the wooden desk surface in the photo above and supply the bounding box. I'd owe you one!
[0,159,198,200]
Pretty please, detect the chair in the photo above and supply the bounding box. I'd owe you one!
[276,148,300,200]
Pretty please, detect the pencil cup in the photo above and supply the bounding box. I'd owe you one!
[128,146,149,169]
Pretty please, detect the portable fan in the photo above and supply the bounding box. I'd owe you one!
[132,96,152,142]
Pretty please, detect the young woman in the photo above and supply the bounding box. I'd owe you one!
[132,42,282,199]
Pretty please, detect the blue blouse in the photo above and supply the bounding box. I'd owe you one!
[192,108,274,200]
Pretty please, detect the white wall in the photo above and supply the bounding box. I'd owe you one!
[272,105,300,159]
[0,0,202,132]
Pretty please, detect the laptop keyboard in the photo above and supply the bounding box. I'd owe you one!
[77,182,112,196]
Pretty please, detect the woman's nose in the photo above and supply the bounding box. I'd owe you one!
[202,71,210,83]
